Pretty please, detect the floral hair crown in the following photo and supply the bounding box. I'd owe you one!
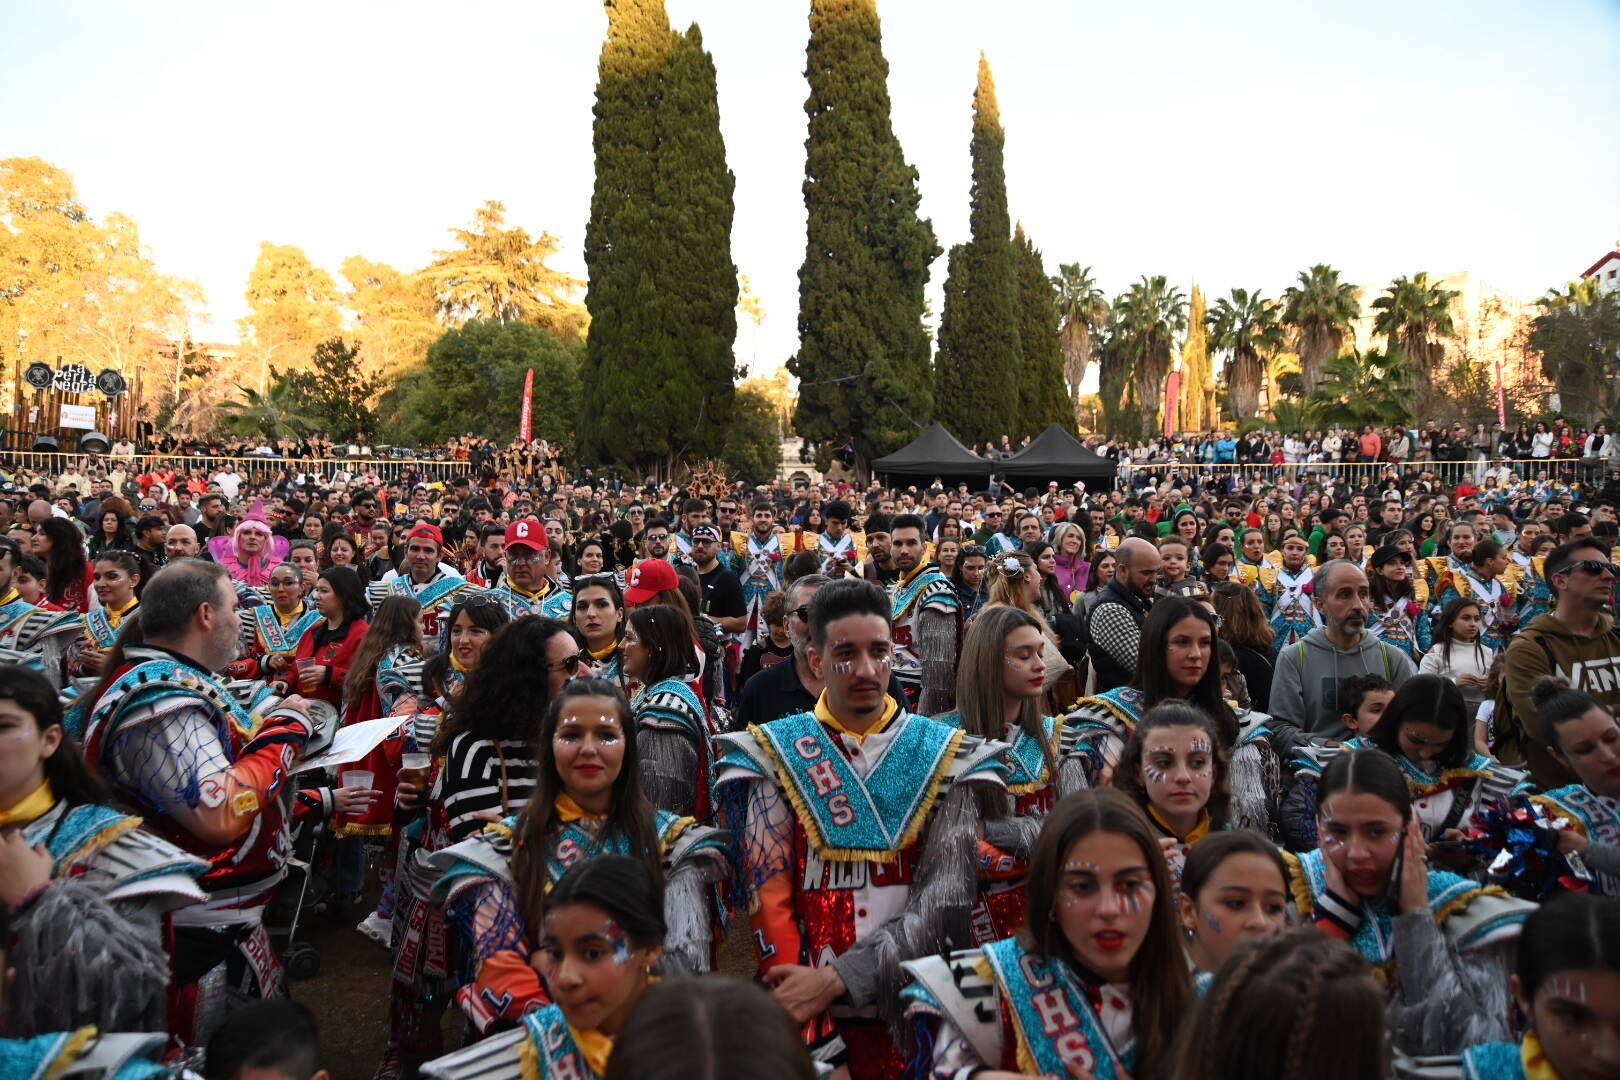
[994,553,1027,577]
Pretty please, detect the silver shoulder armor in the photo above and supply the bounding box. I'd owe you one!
[419,1025,526,1080]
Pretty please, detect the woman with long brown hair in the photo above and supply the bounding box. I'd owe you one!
[429,680,730,1038]
[902,789,1193,1079]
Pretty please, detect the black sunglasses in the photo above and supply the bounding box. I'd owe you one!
[1558,559,1619,578]
[789,604,811,622]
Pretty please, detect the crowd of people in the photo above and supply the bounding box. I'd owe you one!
[2,430,1619,1080]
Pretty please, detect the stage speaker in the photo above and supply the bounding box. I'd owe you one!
[78,431,111,453]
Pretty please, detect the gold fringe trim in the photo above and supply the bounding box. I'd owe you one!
[333,822,393,838]
[746,722,962,864]
[1433,884,1511,927]
[42,1027,98,1080]
[1406,767,1492,795]
[517,1024,541,1080]
[1282,850,1315,915]
[661,814,696,849]
[58,814,142,869]
[1530,795,1587,836]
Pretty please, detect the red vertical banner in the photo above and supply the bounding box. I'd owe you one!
[1163,371,1180,438]
[1494,356,1507,429]
[519,368,534,442]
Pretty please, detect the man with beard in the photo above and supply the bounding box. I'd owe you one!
[165,523,202,561]
[1268,558,1415,738]
[730,498,784,648]
[860,515,896,587]
[464,524,506,588]
[1083,535,1160,694]
[887,514,959,715]
[642,517,675,563]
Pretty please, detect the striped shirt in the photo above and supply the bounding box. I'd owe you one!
[439,733,537,842]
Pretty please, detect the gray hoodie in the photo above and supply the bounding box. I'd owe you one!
[1268,626,1417,739]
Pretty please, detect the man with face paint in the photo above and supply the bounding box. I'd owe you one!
[716,579,1010,1080]
[1256,534,1321,653]
[885,514,960,716]
[369,522,472,641]
[484,518,572,621]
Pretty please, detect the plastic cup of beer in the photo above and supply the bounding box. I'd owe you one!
[400,753,431,788]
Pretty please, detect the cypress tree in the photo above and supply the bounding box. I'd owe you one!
[582,2,737,474]
[1014,225,1073,435]
[933,54,1021,445]
[582,0,671,466]
[652,25,738,468]
[1181,284,1209,431]
[789,0,940,481]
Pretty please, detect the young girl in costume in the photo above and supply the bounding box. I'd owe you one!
[1529,678,1620,897]
[430,679,729,1037]
[419,856,668,1080]
[901,788,1194,1080]
[935,605,1083,942]
[1178,829,1290,988]
[1287,748,1534,1055]
[1451,892,1620,1080]
[1170,927,1387,1080]
[1112,702,1231,883]
[0,665,204,1037]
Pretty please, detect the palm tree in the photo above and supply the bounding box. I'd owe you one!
[1051,263,1109,417]
[1280,264,1360,396]
[1530,280,1620,420]
[1207,288,1284,422]
[1112,275,1187,430]
[219,376,318,441]
[1308,349,1414,427]
[1371,273,1457,413]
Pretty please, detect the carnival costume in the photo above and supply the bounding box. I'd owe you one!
[206,504,289,589]
[934,711,1082,943]
[889,561,960,716]
[1514,556,1553,626]
[1256,564,1320,654]
[715,696,1010,1079]
[419,1004,614,1080]
[810,528,866,576]
[0,1029,175,1080]
[1533,785,1620,895]
[64,597,138,680]
[368,567,472,642]
[1284,847,1533,1056]
[0,588,84,689]
[1436,567,1519,652]
[631,676,714,820]
[901,937,1137,1080]
[1280,738,1528,852]
[1394,1031,1558,1079]
[226,601,319,681]
[731,529,784,649]
[1369,583,1434,663]
[480,576,573,622]
[81,644,323,1042]
[427,797,730,1035]
[2,782,207,1038]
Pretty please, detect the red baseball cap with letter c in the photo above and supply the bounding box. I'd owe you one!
[405,522,444,548]
[624,558,678,604]
[504,518,550,553]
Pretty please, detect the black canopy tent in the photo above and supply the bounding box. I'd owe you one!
[871,423,995,486]
[999,424,1118,488]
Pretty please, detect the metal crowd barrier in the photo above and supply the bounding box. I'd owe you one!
[0,452,474,486]
[1111,457,1611,492]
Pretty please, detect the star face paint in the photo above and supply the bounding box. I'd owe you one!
[602,919,634,966]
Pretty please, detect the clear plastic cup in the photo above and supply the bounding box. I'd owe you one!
[400,753,431,771]
[342,770,375,789]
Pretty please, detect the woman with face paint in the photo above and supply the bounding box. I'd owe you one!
[421,855,670,1080]
[1112,703,1231,883]
[1530,678,1620,897]
[1177,830,1290,990]
[571,576,629,692]
[934,606,1084,943]
[429,681,729,1039]
[1363,674,1527,853]
[901,789,1193,1080]
[1286,748,1534,1055]
[1447,893,1620,1080]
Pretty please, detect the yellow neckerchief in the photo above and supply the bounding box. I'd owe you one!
[0,587,19,607]
[814,689,898,746]
[273,601,306,628]
[0,779,54,829]
[450,654,470,674]
[571,1024,614,1076]
[1521,1030,1557,1080]
[555,792,608,823]
[506,578,552,601]
[1148,803,1211,844]
[104,595,139,630]
[589,641,619,661]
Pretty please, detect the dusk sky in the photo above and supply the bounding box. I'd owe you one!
[4,0,1616,376]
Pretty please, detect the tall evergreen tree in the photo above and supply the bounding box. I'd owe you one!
[933,54,1021,444]
[581,1,737,475]
[1013,225,1072,435]
[789,0,939,481]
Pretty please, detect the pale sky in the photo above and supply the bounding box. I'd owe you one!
[4,0,1617,379]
